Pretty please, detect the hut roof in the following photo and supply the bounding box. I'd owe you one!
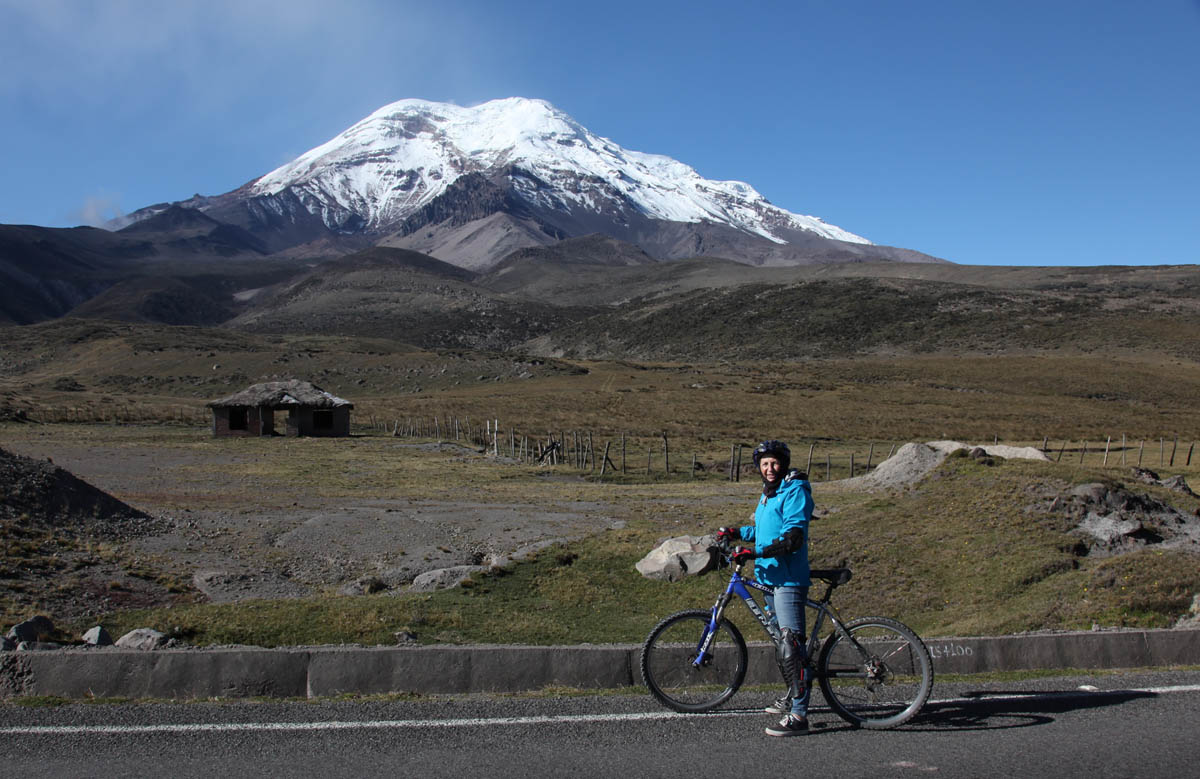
[206,380,353,409]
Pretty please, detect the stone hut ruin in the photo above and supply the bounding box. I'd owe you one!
[206,380,353,438]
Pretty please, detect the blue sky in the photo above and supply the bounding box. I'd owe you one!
[2,0,1197,266]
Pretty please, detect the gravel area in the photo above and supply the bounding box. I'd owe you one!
[1,432,624,622]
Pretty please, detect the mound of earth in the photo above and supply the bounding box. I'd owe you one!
[840,442,948,491]
[926,441,1050,461]
[1,447,174,627]
[0,447,149,529]
[834,440,1054,492]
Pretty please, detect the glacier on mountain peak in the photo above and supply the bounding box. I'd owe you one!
[249,97,871,246]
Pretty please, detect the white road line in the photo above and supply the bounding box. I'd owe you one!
[1,685,1197,736]
[0,710,707,736]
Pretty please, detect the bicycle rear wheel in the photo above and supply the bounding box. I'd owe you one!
[816,616,933,729]
[640,609,748,713]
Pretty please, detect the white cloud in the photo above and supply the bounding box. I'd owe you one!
[69,192,124,227]
[0,0,473,114]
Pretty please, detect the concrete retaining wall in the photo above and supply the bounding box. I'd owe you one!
[1,629,1196,701]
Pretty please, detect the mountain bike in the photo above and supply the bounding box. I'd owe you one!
[640,542,933,729]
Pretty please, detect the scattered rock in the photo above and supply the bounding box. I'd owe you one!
[115,628,169,651]
[408,565,486,592]
[394,630,418,644]
[1175,594,1200,629]
[1057,482,1200,556]
[1130,467,1161,485]
[635,536,717,582]
[82,626,114,646]
[16,641,62,651]
[5,615,54,644]
[338,576,388,596]
[1129,468,1197,496]
[1160,475,1197,497]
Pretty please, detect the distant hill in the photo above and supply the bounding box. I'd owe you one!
[230,246,584,351]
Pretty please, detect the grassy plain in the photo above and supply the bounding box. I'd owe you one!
[89,447,1200,647]
[2,421,1196,647]
[2,313,1199,646]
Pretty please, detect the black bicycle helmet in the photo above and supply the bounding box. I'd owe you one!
[752,439,791,471]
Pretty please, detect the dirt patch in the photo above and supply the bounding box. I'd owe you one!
[0,432,625,624]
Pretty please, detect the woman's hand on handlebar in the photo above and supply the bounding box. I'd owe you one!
[731,548,756,568]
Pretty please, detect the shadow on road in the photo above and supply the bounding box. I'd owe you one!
[903,689,1158,732]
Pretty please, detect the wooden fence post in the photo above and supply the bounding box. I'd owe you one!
[663,433,669,474]
[1170,436,1179,467]
[729,445,736,482]
[1103,436,1111,466]
[806,443,815,476]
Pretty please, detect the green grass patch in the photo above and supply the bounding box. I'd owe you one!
[87,455,1200,647]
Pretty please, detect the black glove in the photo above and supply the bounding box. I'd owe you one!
[715,527,739,544]
[732,548,756,567]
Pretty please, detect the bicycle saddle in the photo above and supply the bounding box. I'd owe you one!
[810,568,852,585]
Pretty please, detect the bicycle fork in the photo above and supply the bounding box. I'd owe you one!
[693,591,734,666]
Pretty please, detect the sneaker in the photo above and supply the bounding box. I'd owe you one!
[765,714,809,737]
[764,694,791,715]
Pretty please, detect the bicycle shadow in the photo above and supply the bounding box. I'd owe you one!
[810,688,1158,734]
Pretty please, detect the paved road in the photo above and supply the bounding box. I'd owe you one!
[1,670,1196,778]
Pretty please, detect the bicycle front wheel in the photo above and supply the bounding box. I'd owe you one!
[816,616,933,729]
[640,609,747,713]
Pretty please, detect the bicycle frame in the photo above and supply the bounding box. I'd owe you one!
[697,565,858,675]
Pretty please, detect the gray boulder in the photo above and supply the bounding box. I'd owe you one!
[635,536,718,582]
[5,615,54,644]
[82,626,114,646]
[1161,475,1197,497]
[115,628,168,651]
[409,565,486,592]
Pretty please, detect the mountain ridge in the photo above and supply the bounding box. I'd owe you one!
[115,97,946,270]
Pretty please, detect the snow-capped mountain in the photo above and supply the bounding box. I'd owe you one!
[124,97,942,269]
[249,97,870,246]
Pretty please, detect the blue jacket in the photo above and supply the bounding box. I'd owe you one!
[739,471,812,588]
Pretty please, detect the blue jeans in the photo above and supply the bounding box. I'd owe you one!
[765,585,810,717]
